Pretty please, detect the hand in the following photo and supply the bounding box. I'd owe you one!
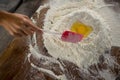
[0,11,41,37]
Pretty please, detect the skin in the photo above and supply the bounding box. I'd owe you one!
[0,11,41,37]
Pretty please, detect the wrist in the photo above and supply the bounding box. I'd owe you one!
[0,10,9,16]
[0,11,10,27]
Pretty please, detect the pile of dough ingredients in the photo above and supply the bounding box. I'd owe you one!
[43,0,112,68]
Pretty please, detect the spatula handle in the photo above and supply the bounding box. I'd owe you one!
[40,29,61,36]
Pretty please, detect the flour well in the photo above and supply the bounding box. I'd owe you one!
[43,0,113,68]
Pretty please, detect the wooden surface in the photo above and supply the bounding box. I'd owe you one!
[0,0,120,80]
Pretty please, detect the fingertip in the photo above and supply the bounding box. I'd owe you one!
[9,31,14,36]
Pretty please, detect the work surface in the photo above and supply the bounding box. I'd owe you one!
[0,0,120,80]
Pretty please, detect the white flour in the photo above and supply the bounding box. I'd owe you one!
[29,0,120,79]
[42,0,113,68]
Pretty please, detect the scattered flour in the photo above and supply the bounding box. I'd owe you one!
[29,0,120,80]
[42,0,113,68]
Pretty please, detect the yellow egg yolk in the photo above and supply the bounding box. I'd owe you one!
[70,21,93,38]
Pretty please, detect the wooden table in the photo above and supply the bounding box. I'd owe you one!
[0,0,120,80]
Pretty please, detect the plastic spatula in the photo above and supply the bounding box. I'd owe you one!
[39,29,83,43]
[61,31,83,43]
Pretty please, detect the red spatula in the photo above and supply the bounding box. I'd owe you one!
[61,31,83,43]
[39,29,83,43]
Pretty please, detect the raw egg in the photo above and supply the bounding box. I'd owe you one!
[71,21,93,37]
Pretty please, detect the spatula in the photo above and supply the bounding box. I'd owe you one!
[39,29,83,43]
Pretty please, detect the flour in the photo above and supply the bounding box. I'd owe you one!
[42,0,113,68]
[28,0,120,80]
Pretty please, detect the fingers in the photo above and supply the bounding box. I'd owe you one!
[14,13,29,19]
[12,23,34,37]
[14,13,42,32]
[20,25,34,35]
[4,25,14,36]
[3,13,41,37]
[10,24,25,37]
[4,23,22,37]
[11,24,27,37]
[3,22,15,36]
[23,17,42,32]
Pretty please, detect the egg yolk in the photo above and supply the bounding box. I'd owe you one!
[70,21,93,37]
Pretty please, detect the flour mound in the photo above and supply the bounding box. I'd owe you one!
[43,1,111,68]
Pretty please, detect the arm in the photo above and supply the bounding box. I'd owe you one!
[0,10,41,37]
